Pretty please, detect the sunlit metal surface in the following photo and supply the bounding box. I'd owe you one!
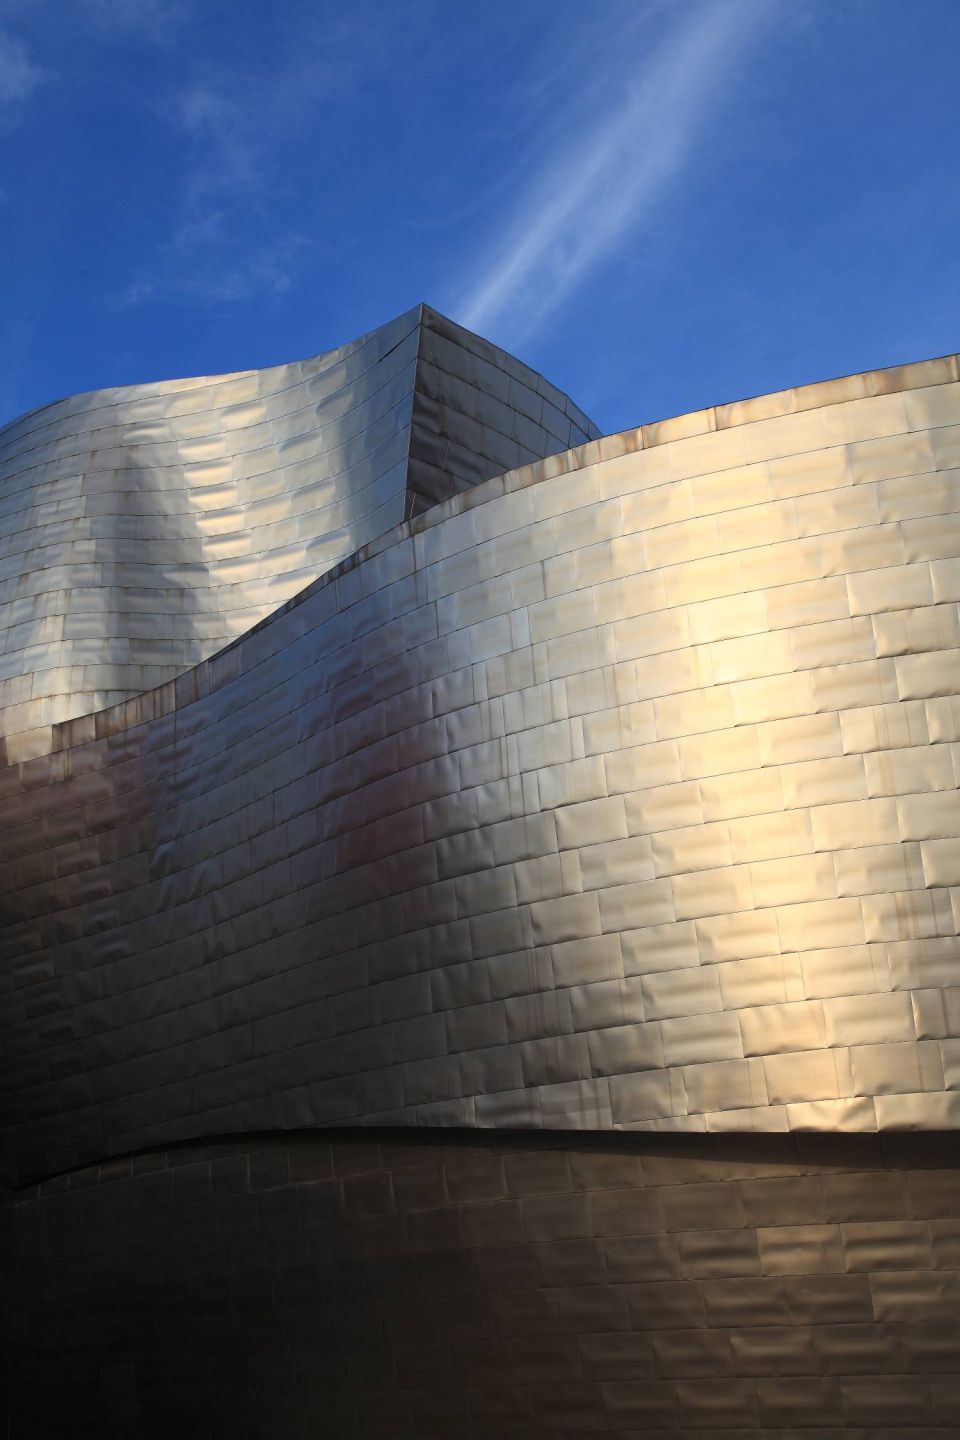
[0,304,598,764]
[2,328,960,1190]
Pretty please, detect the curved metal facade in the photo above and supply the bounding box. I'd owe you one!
[3,316,960,1434]
[6,1131,960,1437]
[2,333,960,1187]
[0,304,598,763]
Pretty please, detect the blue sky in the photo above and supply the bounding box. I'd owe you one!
[0,0,957,436]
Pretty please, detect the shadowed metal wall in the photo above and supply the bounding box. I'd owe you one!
[2,343,960,1187]
[4,1131,960,1438]
[0,305,598,764]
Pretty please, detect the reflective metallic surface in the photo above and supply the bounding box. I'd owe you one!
[2,315,960,1434]
[5,1130,960,1438]
[0,304,598,764]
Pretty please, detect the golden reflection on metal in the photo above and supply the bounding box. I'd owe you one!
[1,315,959,1184]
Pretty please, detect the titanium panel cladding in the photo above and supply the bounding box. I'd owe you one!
[2,332,959,1186]
[5,1131,960,1437]
[0,305,598,764]
[3,310,960,1438]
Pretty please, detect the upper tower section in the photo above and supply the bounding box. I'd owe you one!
[0,305,598,763]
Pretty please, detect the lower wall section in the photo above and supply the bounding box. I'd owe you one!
[4,1131,960,1437]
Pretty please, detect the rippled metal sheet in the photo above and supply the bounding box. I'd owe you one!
[2,328,960,1184]
[5,1130,959,1436]
[0,305,598,763]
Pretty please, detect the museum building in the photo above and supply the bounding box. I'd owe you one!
[3,306,960,1434]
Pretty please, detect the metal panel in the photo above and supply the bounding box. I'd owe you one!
[2,326,960,1190]
[0,306,599,763]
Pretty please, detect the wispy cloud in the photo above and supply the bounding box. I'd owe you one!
[118,80,304,306]
[114,70,299,307]
[0,26,42,113]
[453,0,775,344]
[116,11,377,308]
[118,220,307,307]
[84,0,188,44]
[174,79,266,201]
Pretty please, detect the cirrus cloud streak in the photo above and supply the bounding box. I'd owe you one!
[455,1,776,344]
